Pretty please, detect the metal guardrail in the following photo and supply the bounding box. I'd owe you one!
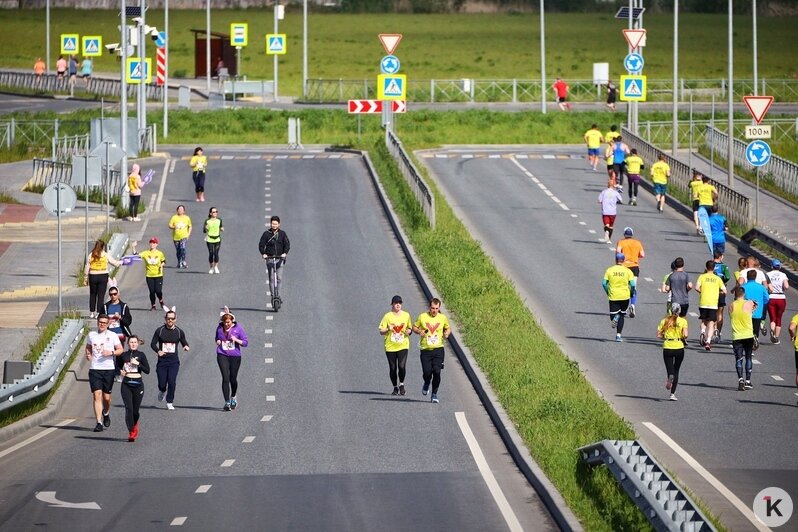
[740,228,798,285]
[579,440,715,532]
[0,319,84,413]
[621,127,752,229]
[385,130,435,229]
[0,70,163,100]
[29,158,125,199]
[222,79,274,96]
[707,126,798,198]
[637,118,798,151]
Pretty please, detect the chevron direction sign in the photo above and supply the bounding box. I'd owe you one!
[348,100,406,114]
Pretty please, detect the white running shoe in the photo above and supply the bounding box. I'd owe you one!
[166,403,175,410]
[214,266,220,274]
[157,390,166,402]
[669,394,678,401]
[209,268,214,274]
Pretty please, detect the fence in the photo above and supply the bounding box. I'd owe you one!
[305,78,798,104]
[621,127,752,228]
[29,158,125,199]
[636,118,798,150]
[706,126,798,199]
[385,130,435,229]
[0,70,163,100]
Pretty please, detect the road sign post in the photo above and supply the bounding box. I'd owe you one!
[42,182,76,314]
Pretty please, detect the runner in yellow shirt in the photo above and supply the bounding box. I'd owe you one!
[729,287,756,390]
[650,154,671,212]
[696,174,718,216]
[603,253,636,342]
[689,172,703,234]
[656,303,689,401]
[624,149,645,205]
[583,124,604,171]
[789,314,798,400]
[378,295,413,396]
[413,297,451,403]
[695,260,727,351]
[139,237,167,311]
[168,205,192,269]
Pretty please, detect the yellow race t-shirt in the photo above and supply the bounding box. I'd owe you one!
[88,252,108,272]
[791,314,798,349]
[625,155,644,174]
[605,145,614,165]
[605,130,620,144]
[169,214,192,241]
[139,249,165,278]
[379,311,412,352]
[584,129,603,149]
[604,265,635,301]
[697,272,723,309]
[190,155,207,172]
[730,299,754,340]
[697,183,717,206]
[651,161,670,184]
[415,312,450,350]
[658,317,688,349]
[689,179,702,201]
[128,173,141,195]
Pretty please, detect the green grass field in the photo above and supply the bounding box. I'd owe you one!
[1,10,796,96]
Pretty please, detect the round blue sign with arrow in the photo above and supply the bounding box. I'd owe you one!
[624,53,644,74]
[380,55,400,75]
[745,140,771,167]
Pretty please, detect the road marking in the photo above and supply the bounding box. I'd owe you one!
[455,412,522,532]
[195,485,211,494]
[588,229,596,234]
[156,160,170,213]
[261,415,273,422]
[543,190,554,197]
[265,329,273,334]
[169,159,176,173]
[644,277,654,282]
[264,343,273,348]
[221,155,234,160]
[551,196,562,203]
[689,312,699,317]
[559,203,570,211]
[265,358,273,364]
[531,177,540,184]
[265,194,271,198]
[0,418,74,459]
[597,238,607,243]
[771,375,784,381]
[579,221,587,225]
[266,316,274,321]
[570,214,578,218]
[170,517,187,526]
[642,422,769,531]
[265,201,272,205]
[221,459,235,467]
[265,377,274,383]
[752,359,761,365]
[266,395,275,402]
[243,436,255,443]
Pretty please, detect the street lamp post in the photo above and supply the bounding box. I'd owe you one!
[753,0,758,95]
[273,2,279,102]
[672,0,679,156]
[303,0,308,100]
[539,0,546,114]
[46,0,51,74]
[120,0,128,210]
[164,0,169,137]
[727,0,734,188]
[206,0,211,93]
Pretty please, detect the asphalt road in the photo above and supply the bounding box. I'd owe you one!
[422,146,798,531]
[0,148,554,531]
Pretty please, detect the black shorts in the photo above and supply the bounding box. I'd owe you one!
[89,369,115,394]
[717,294,727,308]
[557,96,567,103]
[628,266,640,277]
[674,303,689,317]
[692,200,700,212]
[609,299,630,315]
[795,350,798,370]
[698,307,718,322]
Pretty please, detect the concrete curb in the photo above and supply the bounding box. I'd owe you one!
[351,147,583,532]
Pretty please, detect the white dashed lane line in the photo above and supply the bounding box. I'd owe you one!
[265,329,273,334]
[266,396,276,402]
[170,517,187,526]
[221,460,235,467]
[264,343,273,348]
[772,375,784,381]
[261,415,274,422]
[644,277,654,282]
[579,221,587,226]
[265,378,274,383]
[265,358,273,364]
[588,230,596,234]
[242,437,256,443]
[195,485,211,494]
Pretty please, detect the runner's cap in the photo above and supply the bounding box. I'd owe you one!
[615,253,625,262]
[624,227,633,236]
[149,236,159,244]
[391,295,402,304]
[670,303,681,316]
[771,259,781,269]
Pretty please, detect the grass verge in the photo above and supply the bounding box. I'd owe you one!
[1,313,85,429]
[0,188,20,203]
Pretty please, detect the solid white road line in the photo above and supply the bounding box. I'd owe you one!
[242,436,255,443]
[156,160,170,213]
[455,412,522,532]
[220,459,235,467]
[170,517,187,526]
[642,422,769,532]
[0,418,74,459]
[195,485,211,494]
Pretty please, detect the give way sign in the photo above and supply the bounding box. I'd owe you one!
[743,95,774,124]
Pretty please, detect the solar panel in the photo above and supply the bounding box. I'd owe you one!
[125,6,141,17]
[615,7,646,20]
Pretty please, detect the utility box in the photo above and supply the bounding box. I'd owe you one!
[192,29,237,79]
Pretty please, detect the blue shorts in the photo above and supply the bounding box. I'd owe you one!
[588,148,600,156]
[654,184,667,195]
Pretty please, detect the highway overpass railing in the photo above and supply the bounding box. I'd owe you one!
[385,130,435,229]
[621,127,752,229]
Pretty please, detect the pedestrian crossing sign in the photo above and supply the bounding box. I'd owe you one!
[61,34,79,55]
[266,34,287,55]
[231,23,248,47]
[620,75,647,101]
[377,74,406,101]
[126,58,152,84]
[82,36,102,57]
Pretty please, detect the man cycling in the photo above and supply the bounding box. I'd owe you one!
[258,215,290,305]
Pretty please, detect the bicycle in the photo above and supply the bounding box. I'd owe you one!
[264,256,285,312]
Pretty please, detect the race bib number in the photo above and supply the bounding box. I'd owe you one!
[391,332,404,344]
[109,319,119,329]
[427,334,440,346]
[123,360,138,373]
[162,342,176,354]
[222,341,235,351]
[92,343,105,357]
[176,222,186,230]
[147,256,159,265]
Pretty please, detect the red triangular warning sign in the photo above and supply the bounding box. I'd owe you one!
[743,95,774,124]
[378,34,402,55]
[622,29,647,50]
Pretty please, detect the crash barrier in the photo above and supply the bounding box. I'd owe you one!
[385,130,435,229]
[29,158,125,199]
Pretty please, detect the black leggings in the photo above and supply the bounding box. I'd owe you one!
[207,242,221,263]
[120,380,144,431]
[385,349,408,387]
[193,171,206,193]
[146,276,163,305]
[628,180,639,200]
[421,347,445,393]
[129,195,141,218]
[217,355,242,402]
[662,348,685,394]
[88,272,109,313]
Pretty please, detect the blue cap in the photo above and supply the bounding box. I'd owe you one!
[615,252,625,262]
[624,227,634,236]
[772,259,781,269]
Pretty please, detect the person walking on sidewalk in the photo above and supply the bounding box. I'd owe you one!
[215,307,249,411]
[169,205,192,269]
[150,308,190,410]
[603,253,636,342]
[128,163,143,221]
[657,303,688,401]
[86,314,123,432]
[140,237,166,311]
[102,287,133,345]
[766,260,789,344]
[117,335,149,442]
[204,207,224,274]
[651,154,671,212]
[378,295,413,396]
[84,239,122,319]
[190,147,208,202]
[33,57,46,86]
[730,287,756,391]
[413,298,451,404]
